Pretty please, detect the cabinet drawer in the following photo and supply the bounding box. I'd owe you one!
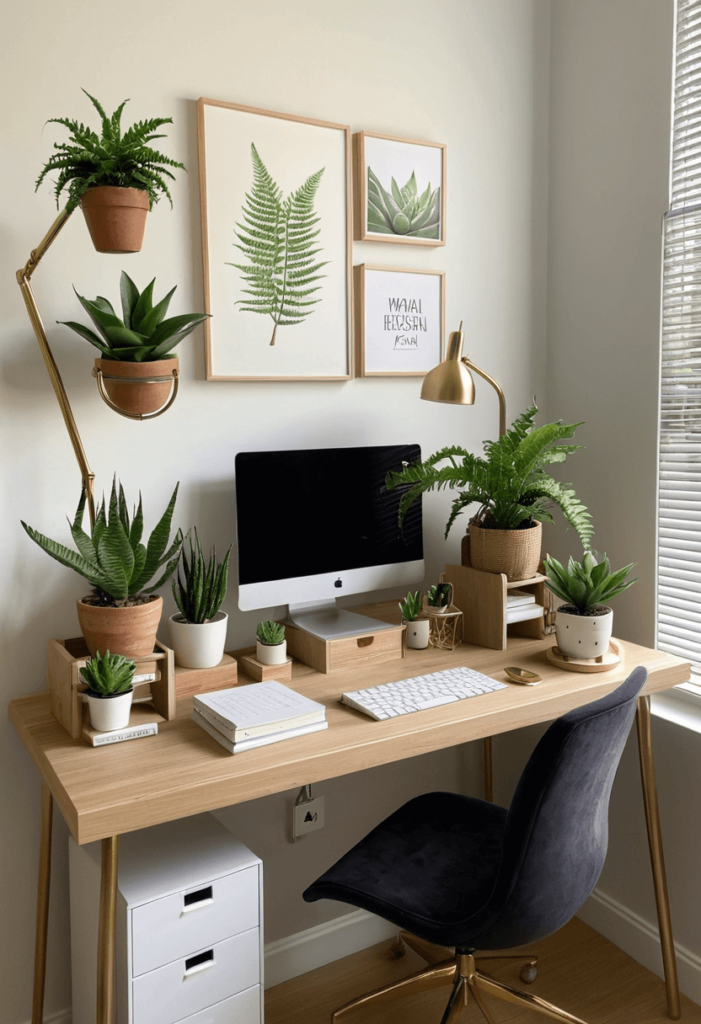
[132,928,259,1024]
[327,628,404,671]
[175,985,260,1024]
[132,866,259,977]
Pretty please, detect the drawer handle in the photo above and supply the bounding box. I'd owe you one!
[184,949,215,977]
[183,885,214,913]
[357,636,374,648]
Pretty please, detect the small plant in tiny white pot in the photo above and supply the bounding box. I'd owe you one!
[544,552,638,660]
[169,529,233,669]
[427,582,451,614]
[80,650,136,732]
[256,620,287,665]
[399,590,430,650]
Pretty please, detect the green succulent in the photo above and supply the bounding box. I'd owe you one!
[399,590,424,622]
[256,620,285,645]
[80,649,136,695]
[172,529,233,624]
[367,167,441,239]
[544,552,639,615]
[427,583,451,608]
[386,404,593,548]
[21,478,182,606]
[58,271,209,362]
[35,89,185,213]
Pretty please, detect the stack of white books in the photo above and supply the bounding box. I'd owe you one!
[506,589,544,625]
[191,680,328,754]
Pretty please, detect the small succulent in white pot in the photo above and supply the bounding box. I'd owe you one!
[427,582,451,613]
[80,649,136,732]
[170,530,232,669]
[256,620,287,665]
[399,590,430,650]
[544,552,638,659]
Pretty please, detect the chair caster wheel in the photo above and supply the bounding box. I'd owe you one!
[520,965,537,984]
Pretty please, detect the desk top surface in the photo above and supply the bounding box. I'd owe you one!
[9,603,690,845]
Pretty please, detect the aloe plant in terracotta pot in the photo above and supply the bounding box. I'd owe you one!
[21,478,182,657]
[59,272,209,417]
[35,89,185,253]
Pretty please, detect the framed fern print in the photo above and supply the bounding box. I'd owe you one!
[354,265,445,376]
[198,98,352,380]
[354,132,446,246]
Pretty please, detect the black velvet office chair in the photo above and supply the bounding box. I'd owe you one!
[304,667,647,1024]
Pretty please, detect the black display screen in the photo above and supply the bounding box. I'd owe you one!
[235,445,423,586]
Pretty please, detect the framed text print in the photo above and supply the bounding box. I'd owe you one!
[198,98,353,380]
[354,265,445,377]
[354,132,446,246]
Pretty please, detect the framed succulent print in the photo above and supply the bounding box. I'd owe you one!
[197,98,353,380]
[354,264,445,376]
[354,132,446,246]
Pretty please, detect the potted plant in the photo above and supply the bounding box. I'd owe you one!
[544,551,638,659]
[170,530,233,669]
[21,478,182,658]
[387,404,593,582]
[35,89,185,253]
[427,582,451,613]
[59,272,209,417]
[80,649,136,732]
[399,590,430,650]
[256,621,287,666]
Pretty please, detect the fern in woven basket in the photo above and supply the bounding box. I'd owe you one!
[386,404,593,549]
[35,89,185,213]
[228,143,328,346]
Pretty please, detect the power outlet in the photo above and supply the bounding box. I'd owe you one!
[293,796,325,838]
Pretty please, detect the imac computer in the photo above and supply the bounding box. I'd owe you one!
[235,444,424,639]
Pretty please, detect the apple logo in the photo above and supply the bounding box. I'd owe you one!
[334,578,343,588]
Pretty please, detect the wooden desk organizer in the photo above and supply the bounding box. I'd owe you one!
[284,621,405,674]
[444,538,550,651]
[47,637,175,739]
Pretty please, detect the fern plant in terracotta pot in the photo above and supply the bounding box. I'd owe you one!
[35,90,185,253]
[21,478,182,657]
[59,272,208,417]
[386,404,593,582]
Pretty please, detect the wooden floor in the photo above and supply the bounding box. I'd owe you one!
[266,918,701,1024]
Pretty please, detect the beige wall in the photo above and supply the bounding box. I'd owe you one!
[0,1,551,1019]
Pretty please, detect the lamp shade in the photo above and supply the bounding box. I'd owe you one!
[420,328,475,405]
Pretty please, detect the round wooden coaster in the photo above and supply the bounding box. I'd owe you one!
[546,638,623,673]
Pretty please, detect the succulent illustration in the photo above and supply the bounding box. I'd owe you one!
[228,143,327,346]
[367,167,441,239]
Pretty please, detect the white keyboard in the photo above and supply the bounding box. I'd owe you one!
[341,666,508,721]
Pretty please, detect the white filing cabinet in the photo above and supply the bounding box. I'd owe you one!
[69,813,263,1024]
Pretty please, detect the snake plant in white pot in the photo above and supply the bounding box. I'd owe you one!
[544,552,638,659]
[170,530,233,669]
[399,590,430,650]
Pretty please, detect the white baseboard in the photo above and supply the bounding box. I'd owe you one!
[579,886,701,1004]
[263,909,397,989]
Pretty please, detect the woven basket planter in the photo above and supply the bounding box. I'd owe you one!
[469,520,542,582]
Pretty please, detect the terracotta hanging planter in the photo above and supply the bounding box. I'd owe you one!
[469,520,542,582]
[80,186,150,254]
[93,356,179,418]
[77,595,163,658]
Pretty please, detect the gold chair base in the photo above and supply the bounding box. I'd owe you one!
[333,934,583,1024]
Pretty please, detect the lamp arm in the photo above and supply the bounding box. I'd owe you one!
[461,357,506,437]
[16,209,96,525]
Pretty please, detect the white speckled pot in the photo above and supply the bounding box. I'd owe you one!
[404,617,430,650]
[555,606,613,659]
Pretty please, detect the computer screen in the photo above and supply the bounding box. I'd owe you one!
[235,444,424,625]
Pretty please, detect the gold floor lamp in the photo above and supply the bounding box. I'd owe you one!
[420,321,506,803]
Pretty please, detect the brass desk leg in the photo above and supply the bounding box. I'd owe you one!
[96,836,119,1024]
[483,737,493,803]
[636,696,681,1020]
[32,783,53,1024]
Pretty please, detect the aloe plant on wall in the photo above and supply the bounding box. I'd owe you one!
[228,143,327,346]
[367,167,441,239]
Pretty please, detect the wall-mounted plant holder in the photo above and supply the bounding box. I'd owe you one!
[93,358,179,420]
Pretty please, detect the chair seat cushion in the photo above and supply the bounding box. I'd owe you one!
[303,792,507,947]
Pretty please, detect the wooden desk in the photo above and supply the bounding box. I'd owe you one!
[10,605,690,1023]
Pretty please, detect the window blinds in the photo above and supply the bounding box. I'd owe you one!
[658,0,701,672]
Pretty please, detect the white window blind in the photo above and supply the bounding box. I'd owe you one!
[658,0,701,674]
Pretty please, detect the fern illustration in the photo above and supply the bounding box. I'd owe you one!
[227,143,328,346]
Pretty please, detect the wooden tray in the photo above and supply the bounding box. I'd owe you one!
[546,638,622,673]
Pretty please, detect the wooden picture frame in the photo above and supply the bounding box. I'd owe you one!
[354,264,445,377]
[198,98,353,380]
[354,131,446,246]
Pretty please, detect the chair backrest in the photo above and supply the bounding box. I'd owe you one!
[471,667,647,951]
